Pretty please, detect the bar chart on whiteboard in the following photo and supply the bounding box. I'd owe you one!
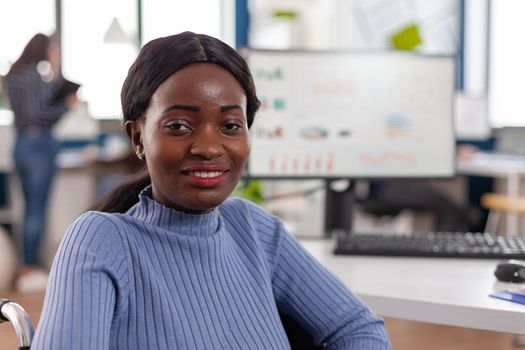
[246,50,456,178]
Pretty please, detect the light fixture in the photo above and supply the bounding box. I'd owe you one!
[103,17,128,44]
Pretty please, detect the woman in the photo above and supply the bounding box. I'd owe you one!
[6,33,78,292]
[33,32,391,349]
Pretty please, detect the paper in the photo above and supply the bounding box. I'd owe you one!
[391,23,422,50]
[490,290,525,305]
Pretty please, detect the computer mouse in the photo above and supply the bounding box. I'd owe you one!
[494,260,525,283]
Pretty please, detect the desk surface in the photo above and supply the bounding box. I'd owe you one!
[457,152,525,176]
[300,239,525,334]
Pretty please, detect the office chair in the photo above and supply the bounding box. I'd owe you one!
[481,193,525,234]
[280,312,326,350]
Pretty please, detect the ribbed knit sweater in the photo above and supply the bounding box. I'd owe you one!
[33,187,391,349]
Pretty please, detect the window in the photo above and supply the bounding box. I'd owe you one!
[61,0,138,119]
[488,0,525,127]
[61,0,234,120]
[141,0,233,47]
[0,0,55,75]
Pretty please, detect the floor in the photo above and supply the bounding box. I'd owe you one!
[0,290,521,349]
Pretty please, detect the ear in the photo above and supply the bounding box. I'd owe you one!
[124,120,144,154]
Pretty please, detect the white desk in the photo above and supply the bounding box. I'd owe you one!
[457,152,525,235]
[301,239,525,335]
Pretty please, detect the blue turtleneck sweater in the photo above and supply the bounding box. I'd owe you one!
[33,187,391,349]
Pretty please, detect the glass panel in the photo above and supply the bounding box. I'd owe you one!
[62,0,138,119]
[489,0,525,127]
[141,0,224,45]
[0,0,55,74]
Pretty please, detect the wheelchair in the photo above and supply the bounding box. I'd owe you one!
[0,298,324,349]
[0,299,34,349]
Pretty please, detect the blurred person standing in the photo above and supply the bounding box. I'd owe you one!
[6,33,79,293]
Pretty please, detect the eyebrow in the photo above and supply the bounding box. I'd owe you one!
[220,105,243,112]
[162,104,243,114]
[162,104,200,114]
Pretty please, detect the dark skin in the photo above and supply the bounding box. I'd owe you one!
[125,63,250,214]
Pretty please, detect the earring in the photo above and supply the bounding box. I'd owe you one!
[136,150,145,160]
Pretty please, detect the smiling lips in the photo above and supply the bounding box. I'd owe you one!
[187,171,224,178]
[182,168,229,188]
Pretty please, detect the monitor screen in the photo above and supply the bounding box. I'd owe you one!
[245,49,456,179]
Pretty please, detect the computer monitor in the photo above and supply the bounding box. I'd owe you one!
[244,49,456,235]
[245,49,456,179]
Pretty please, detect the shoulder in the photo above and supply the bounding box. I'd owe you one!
[220,197,281,227]
[50,211,131,317]
[69,210,123,234]
[220,198,292,275]
[220,197,286,248]
[7,66,38,81]
[58,211,126,257]
[6,68,42,93]
[220,197,272,218]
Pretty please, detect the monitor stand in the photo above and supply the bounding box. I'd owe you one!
[324,179,355,237]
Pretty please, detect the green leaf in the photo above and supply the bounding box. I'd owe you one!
[233,180,265,204]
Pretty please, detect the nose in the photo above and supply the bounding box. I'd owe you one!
[189,127,224,160]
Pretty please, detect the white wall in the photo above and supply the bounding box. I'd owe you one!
[249,0,459,53]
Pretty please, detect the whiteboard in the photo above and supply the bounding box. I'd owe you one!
[246,50,456,178]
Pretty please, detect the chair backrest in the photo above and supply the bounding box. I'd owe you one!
[280,312,326,350]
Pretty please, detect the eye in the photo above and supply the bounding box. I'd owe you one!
[222,121,244,135]
[163,120,192,134]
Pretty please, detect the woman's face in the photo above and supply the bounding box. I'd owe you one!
[126,63,250,214]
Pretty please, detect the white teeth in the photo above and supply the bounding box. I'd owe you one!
[188,171,223,178]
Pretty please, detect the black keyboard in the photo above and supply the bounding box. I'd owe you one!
[334,232,525,259]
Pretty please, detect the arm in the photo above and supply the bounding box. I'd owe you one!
[271,225,391,349]
[32,212,129,350]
